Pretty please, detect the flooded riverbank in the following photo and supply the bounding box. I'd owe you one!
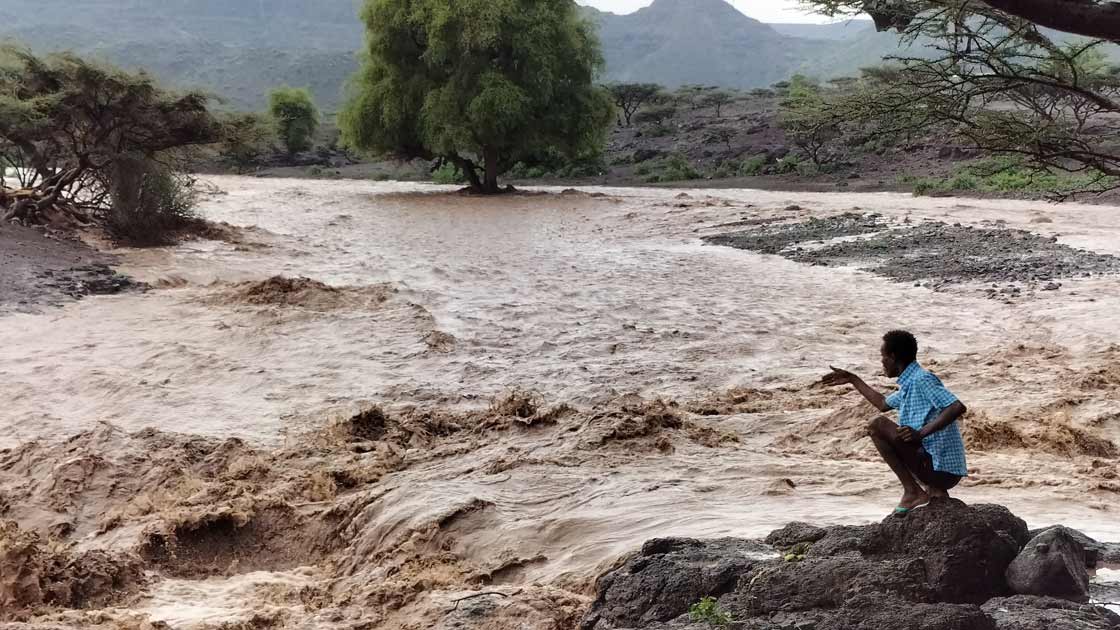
[2,177,1118,628]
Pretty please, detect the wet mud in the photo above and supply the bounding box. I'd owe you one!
[2,178,1119,627]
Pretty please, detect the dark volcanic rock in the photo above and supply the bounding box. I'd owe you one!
[580,537,772,630]
[867,499,1023,603]
[1028,525,1120,569]
[581,502,1095,630]
[982,595,1120,630]
[1006,528,1090,602]
[764,521,827,548]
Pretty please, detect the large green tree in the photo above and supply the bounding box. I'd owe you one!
[269,87,319,155]
[339,0,613,193]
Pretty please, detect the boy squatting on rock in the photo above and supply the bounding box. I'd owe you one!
[822,330,968,514]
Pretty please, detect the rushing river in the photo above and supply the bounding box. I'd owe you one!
[1,176,1118,628]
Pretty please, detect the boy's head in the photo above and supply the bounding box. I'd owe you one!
[881,329,918,377]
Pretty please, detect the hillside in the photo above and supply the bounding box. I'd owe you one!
[587,0,830,88]
[0,0,909,111]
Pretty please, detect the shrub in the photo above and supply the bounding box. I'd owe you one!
[689,596,732,627]
[268,87,319,155]
[643,154,701,183]
[774,155,802,174]
[432,163,465,184]
[108,158,199,245]
[739,154,769,176]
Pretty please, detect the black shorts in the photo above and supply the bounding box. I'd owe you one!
[901,446,961,491]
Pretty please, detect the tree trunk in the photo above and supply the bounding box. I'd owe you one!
[450,155,483,193]
[483,147,499,194]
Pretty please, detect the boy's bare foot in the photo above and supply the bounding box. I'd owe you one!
[899,488,930,510]
[928,487,949,500]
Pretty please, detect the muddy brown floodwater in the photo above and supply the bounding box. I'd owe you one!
[1,177,1119,628]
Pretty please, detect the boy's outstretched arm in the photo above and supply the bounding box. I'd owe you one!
[821,366,891,412]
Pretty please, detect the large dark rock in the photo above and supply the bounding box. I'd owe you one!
[1006,528,1090,602]
[579,537,771,630]
[982,595,1120,630]
[582,502,1060,630]
[764,522,827,548]
[1028,525,1120,569]
[865,499,1023,603]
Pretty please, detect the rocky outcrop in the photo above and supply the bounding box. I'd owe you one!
[581,538,773,630]
[982,596,1120,630]
[1006,528,1090,602]
[1028,525,1120,569]
[581,501,1118,630]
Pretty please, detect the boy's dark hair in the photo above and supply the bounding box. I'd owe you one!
[883,330,918,364]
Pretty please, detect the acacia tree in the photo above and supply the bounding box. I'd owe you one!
[778,75,841,165]
[0,48,220,234]
[268,87,319,155]
[633,104,677,126]
[702,91,735,118]
[340,0,613,194]
[797,0,1120,195]
[608,83,664,126]
[704,126,737,152]
[218,112,276,173]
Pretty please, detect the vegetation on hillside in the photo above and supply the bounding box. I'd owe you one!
[339,0,613,194]
[0,47,221,242]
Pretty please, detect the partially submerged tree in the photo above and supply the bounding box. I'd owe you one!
[0,48,220,238]
[800,0,1120,195]
[608,83,664,126]
[268,87,319,155]
[339,0,613,194]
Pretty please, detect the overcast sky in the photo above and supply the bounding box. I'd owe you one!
[578,0,840,23]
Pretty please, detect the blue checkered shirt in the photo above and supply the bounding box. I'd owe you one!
[885,362,968,476]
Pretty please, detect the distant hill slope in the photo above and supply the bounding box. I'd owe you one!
[0,0,944,111]
[768,20,876,40]
[586,0,833,88]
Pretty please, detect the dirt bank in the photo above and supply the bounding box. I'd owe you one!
[0,225,137,313]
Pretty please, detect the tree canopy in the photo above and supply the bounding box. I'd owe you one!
[805,0,1120,41]
[608,83,664,126]
[339,0,613,193]
[798,0,1120,195]
[269,87,319,155]
[0,47,220,235]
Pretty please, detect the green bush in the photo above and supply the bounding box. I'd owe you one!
[688,597,732,627]
[432,163,465,184]
[907,156,1116,196]
[739,154,769,176]
[774,155,802,174]
[268,87,319,155]
[642,154,701,183]
[108,159,199,245]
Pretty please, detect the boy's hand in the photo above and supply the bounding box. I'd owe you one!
[821,366,857,386]
[897,426,920,443]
